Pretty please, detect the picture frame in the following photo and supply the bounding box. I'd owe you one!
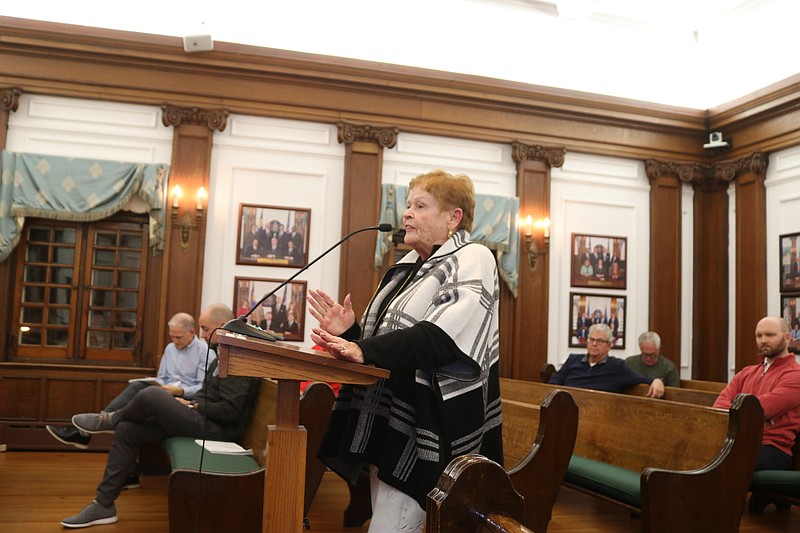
[781,293,800,354]
[569,292,626,349]
[780,232,800,292]
[236,204,310,267]
[233,277,307,341]
[570,233,627,290]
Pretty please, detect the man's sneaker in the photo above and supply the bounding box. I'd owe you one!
[122,474,140,490]
[60,500,118,528]
[45,425,91,450]
[72,411,115,434]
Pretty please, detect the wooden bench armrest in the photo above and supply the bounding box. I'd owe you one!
[427,454,525,532]
[507,389,578,533]
[640,393,763,533]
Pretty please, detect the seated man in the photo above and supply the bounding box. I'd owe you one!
[624,331,680,387]
[46,312,212,451]
[59,303,261,529]
[549,323,664,398]
[713,316,800,471]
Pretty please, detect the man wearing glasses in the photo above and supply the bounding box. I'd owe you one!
[624,331,680,387]
[46,312,212,455]
[549,323,665,398]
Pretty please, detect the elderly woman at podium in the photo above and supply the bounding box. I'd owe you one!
[308,169,503,532]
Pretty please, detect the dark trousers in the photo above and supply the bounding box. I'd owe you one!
[95,387,220,507]
[755,444,793,471]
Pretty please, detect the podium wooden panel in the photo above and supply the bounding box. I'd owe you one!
[217,333,389,533]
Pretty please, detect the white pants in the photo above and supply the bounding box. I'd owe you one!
[368,465,425,533]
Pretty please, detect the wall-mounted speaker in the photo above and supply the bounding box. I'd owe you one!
[183,35,213,53]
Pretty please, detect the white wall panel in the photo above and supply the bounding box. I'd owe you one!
[7,94,172,163]
[550,153,652,365]
[203,116,344,348]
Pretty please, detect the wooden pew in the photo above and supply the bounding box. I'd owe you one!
[144,380,335,533]
[622,383,719,407]
[427,388,577,533]
[681,378,727,393]
[500,378,764,533]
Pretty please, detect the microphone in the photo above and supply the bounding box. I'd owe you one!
[222,223,394,341]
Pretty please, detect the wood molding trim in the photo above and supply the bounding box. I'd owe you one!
[336,122,398,320]
[160,105,223,344]
[734,154,769,372]
[644,161,683,370]
[510,142,562,380]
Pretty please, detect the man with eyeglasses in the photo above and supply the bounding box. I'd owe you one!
[46,312,212,456]
[624,331,680,387]
[549,323,665,398]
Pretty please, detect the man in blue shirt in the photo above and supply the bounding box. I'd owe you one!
[46,312,212,452]
[549,323,664,398]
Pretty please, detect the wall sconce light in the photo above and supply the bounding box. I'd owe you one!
[171,185,206,251]
[522,215,550,272]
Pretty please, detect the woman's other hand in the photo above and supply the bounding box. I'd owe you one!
[311,327,364,364]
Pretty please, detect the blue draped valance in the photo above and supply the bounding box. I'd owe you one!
[0,150,169,262]
[375,183,520,296]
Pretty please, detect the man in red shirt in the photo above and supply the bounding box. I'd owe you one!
[714,316,800,471]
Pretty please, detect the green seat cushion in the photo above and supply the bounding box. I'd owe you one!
[565,455,642,508]
[750,470,800,498]
[163,437,261,475]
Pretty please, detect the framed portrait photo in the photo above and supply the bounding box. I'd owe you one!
[780,232,800,292]
[236,204,310,268]
[569,292,626,349]
[781,293,800,354]
[233,277,307,342]
[570,233,627,290]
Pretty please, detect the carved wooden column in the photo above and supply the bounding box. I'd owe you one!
[0,88,21,354]
[691,168,731,381]
[161,105,228,341]
[510,142,564,381]
[644,160,685,373]
[732,153,769,371]
[336,122,398,319]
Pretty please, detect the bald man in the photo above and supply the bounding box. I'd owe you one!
[714,316,800,471]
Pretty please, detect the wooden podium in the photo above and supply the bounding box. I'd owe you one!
[216,333,389,533]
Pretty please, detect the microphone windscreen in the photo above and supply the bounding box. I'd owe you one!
[378,223,393,232]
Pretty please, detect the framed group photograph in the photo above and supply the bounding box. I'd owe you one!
[569,292,626,349]
[570,233,627,290]
[237,204,310,267]
[781,294,800,354]
[780,232,800,292]
[233,277,307,341]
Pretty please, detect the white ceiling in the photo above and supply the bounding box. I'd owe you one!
[4,0,799,109]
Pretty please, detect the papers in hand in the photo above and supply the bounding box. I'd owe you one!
[194,439,253,455]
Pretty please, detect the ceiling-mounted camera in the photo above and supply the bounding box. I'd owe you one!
[703,131,730,149]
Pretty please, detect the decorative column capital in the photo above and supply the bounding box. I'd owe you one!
[645,159,708,183]
[337,122,398,148]
[161,104,229,132]
[1,87,21,112]
[645,151,769,185]
[511,141,566,168]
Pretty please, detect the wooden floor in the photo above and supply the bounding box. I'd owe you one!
[1,450,798,532]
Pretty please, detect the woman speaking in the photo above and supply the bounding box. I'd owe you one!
[309,169,503,532]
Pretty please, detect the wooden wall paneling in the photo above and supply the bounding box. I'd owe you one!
[0,88,20,362]
[644,162,683,370]
[733,153,769,371]
[336,123,398,320]
[691,180,730,381]
[510,143,562,380]
[160,106,226,344]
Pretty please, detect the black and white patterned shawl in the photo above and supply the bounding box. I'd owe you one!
[318,230,504,508]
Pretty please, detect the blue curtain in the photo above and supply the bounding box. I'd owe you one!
[0,150,169,262]
[375,184,520,296]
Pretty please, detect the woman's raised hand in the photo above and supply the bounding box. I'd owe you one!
[307,289,355,336]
